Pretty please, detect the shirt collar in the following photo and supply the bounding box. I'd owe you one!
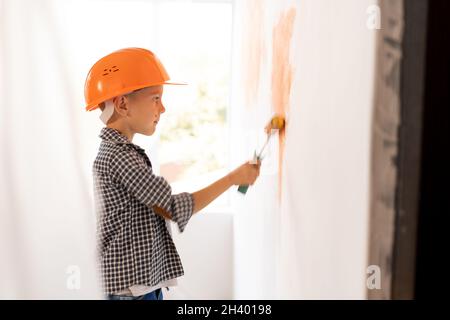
[99,127,146,153]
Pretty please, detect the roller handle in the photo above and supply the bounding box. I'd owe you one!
[237,184,250,194]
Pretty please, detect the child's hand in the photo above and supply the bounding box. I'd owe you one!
[229,160,261,186]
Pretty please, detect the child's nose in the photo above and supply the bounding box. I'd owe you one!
[160,103,166,114]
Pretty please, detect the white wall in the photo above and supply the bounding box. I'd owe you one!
[231,0,377,299]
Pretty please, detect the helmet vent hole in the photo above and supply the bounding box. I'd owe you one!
[102,66,119,76]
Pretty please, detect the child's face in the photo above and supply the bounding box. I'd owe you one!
[127,85,165,136]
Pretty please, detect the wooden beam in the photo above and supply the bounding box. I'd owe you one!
[368,0,404,300]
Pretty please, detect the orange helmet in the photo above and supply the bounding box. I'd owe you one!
[84,47,185,111]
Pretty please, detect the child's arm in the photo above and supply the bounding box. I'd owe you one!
[111,147,259,230]
[110,150,176,218]
[154,161,261,216]
[191,174,234,214]
[154,175,231,218]
[153,174,231,221]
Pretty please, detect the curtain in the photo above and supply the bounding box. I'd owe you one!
[0,0,101,299]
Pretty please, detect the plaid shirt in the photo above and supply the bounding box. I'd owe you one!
[93,127,194,295]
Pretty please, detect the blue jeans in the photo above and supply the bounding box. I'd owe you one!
[106,288,163,300]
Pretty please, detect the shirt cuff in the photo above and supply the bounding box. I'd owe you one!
[170,192,194,233]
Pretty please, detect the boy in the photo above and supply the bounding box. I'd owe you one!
[84,48,260,300]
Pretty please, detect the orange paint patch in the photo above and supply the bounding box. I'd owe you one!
[242,0,265,108]
[271,7,296,202]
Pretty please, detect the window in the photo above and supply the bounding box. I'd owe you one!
[156,1,233,209]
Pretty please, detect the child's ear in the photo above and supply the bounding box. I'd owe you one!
[113,96,129,116]
[119,96,127,108]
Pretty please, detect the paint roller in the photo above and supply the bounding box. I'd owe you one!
[238,115,286,194]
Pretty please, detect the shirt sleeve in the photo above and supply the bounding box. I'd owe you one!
[109,146,194,232]
[170,192,194,232]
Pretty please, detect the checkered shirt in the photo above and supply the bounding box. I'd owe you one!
[93,127,194,295]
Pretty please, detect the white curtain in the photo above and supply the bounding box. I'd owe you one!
[0,0,101,299]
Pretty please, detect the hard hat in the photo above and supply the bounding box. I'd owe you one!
[84,47,186,111]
